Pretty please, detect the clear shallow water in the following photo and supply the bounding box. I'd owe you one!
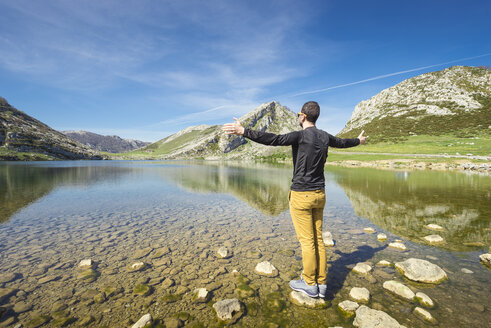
[0,161,490,327]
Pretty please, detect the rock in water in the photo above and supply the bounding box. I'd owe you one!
[377,233,387,241]
[254,261,278,277]
[78,259,93,268]
[388,242,407,250]
[349,287,370,303]
[415,292,434,308]
[353,263,372,274]
[322,231,334,246]
[192,288,210,303]
[217,247,231,259]
[131,313,152,328]
[353,305,406,328]
[479,253,491,267]
[338,300,359,317]
[413,307,437,324]
[395,258,447,284]
[213,299,242,320]
[423,235,444,244]
[289,291,327,308]
[424,224,444,231]
[382,280,415,301]
[364,227,375,233]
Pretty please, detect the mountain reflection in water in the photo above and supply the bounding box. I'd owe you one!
[329,166,491,252]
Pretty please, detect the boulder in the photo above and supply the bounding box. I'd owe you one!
[353,305,406,328]
[382,280,415,301]
[395,258,447,284]
[290,291,327,308]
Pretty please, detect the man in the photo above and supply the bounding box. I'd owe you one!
[222,101,367,298]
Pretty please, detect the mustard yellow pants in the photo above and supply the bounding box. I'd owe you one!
[289,189,326,286]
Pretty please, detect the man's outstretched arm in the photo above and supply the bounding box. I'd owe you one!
[328,130,368,148]
[222,118,300,146]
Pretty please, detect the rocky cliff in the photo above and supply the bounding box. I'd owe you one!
[131,101,300,159]
[62,130,150,153]
[0,97,104,160]
[338,66,491,142]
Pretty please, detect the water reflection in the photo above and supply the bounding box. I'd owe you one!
[330,166,491,251]
[162,162,292,216]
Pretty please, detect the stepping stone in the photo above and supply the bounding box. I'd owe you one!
[424,224,444,231]
[415,292,434,308]
[389,242,407,251]
[377,233,387,241]
[290,291,327,308]
[338,300,359,317]
[413,307,437,324]
[349,287,370,303]
[353,263,372,275]
[423,235,444,244]
[395,258,447,284]
[383,280,415,301]
[353,305,406,328]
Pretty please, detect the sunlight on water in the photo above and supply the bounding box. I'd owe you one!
[0,161,490,327]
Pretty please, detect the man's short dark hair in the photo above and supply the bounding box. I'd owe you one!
[301,101,320,123]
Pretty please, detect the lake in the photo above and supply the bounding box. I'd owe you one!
[0,161,490,327]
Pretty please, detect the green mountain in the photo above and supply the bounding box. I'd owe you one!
[337,66,491,143]
[0,97,104,160]
[124,101,300,159]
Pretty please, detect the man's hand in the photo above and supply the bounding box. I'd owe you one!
[358,130,368,145]
[222,117,245,136]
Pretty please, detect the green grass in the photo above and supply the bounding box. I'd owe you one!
[334,134,491,156]
[0,146,57,160]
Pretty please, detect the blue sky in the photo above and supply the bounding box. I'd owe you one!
[0,0,490,142]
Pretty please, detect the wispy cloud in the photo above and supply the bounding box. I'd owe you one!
[289,53,491,97]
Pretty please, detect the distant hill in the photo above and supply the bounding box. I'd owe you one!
[337,66,491,143]
[123,101,300,159]
[62,130,150,153]
[0,97,104,160]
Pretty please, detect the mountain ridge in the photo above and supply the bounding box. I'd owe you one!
[62,130,150,153]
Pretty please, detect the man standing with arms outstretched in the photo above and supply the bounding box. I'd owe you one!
[222,101,367,298]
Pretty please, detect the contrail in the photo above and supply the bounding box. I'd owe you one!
[290,53,491,97]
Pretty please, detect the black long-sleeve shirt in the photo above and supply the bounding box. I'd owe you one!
[243,126,360,191]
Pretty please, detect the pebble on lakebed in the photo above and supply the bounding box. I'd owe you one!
[254,261,278,277]
[479,253,491,267]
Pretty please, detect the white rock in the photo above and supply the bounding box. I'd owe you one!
[193,288,209,302]
[383,280,415,300]
[338,300,359,315]
[353,263,372,274]
[364,227,375,233]
[213,299,241,320]
[78,259,93,268]
[353,305,406,328]
[377,233,387,241]
[131,262,144,270]
[479,253,491,266]
[415,292,434,308]
[389,242,407,250]
[290,291,326,308]
[461,268,473,274]
[217,247,230,259]
[254,261,278,277]
[413,306,437,323]
[322,231,334,246]
[424,224,444,231]
[377,260,391,267]
[349,287,370,303]
[423,234,444,244]
[131,313,152,328]
[395,258,447,284]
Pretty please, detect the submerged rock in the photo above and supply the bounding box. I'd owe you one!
[128,262,146,272]
[338,300,359,317]
[254,261,278,277]
[349,287,370,303]
[131,313,152,328]
[424,224,444,231]
[353,305,406,328]
[383,280,415,301]
[415,292,434,308]
[377,260,391,267]
[213,298,242,321]
[290,291,327,308]
[395,258,447,284]
[353,263,372,275]
[0,272,20,284]
[413,306,437,324]
[217,247,231,259]
[363,227,375,234]
[192,288,210,303]
[388,242,407,251]
[78,259,93,268]
[423,235,444,244]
